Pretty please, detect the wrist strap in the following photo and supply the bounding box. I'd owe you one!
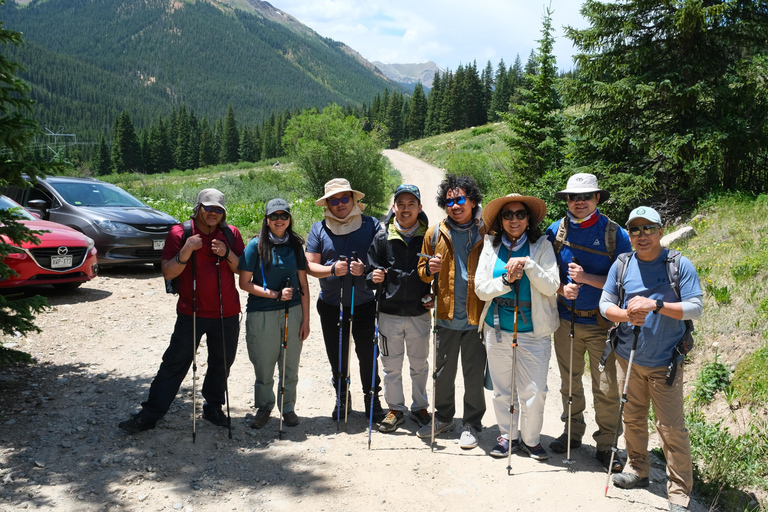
[176,252,189,265]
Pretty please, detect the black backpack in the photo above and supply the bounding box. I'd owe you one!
[599,249,695,385]
[164,221,235,294]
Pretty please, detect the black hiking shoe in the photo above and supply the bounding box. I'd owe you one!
[250,407,270,429]
[612,473,649,489]
[282,411,300,427]
[549,432,582,453]
[365,396,386,423]
[596,449,625,473]
[118,414,156,434]
[331,392,351,421]
[202,406,230,428]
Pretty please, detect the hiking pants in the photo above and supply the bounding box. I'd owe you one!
[378,312,430,413]
[434,327,486,429]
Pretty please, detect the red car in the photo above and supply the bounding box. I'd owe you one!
[0,195,98,290]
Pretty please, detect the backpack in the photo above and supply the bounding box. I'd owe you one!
[599,249,695,385]
[552,216,620,260]
[164,220,236,294]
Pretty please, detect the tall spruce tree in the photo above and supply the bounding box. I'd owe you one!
[199,117,216,167]
[424,72,442,136]
[386,91,404,148]
[407,82,428,140]
[111,111,142,173]
[488,59,509,122]
[219,104,239,164]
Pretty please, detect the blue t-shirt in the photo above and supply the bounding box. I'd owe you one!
[305,216,380,307]
[483,244,533,333]
[546,213,632,324]
[238,237,306,312]
[437,224,479,331]
[602,249,702,367]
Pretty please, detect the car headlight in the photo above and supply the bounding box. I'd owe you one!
[84,235,95,251]
[93,220,139,234]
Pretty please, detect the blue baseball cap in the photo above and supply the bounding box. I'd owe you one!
[626,206,662,227]
[394,184,421,203]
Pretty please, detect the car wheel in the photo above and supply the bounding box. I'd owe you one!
[52,282,83,292]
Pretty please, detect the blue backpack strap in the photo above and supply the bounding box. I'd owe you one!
[598,251,634,370]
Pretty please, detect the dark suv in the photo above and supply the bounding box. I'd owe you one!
[6,176,178,266]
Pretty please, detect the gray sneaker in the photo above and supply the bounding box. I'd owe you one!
[379,410,404,433]
[416,417,454,439]
[459,425,478,449]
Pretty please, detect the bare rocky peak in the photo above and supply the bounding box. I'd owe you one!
[371,61,445,88]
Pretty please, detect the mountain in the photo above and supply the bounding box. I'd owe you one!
[371,61,445,89]
[1,0,395,141]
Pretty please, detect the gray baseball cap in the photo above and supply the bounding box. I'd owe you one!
[265,198,290,216]
[196,188,226,211]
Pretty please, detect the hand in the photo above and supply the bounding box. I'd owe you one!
[562,282,580,300]
[299,320,310,341]
[372,268,386,283]
[428,253,442,275]
[280,286,293,301]
[185,234,203,252]
[567,261,585,284]
[211,239,228,258]
[627,309,648,326]
[626,296,656,315]
[333,259,349,276]
[421,294,435,309]
[504,257,527,281]
[349,259,365,276]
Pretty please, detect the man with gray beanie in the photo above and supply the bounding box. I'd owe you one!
[119,188,245,434]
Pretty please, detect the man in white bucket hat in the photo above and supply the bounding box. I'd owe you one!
[545,173,632,471]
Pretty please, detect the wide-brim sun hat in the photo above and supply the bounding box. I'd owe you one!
[482,193,547,234]
[314,178,365,207]
[554,173,610,204]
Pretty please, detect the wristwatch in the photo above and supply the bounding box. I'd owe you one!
[654,300,664,314]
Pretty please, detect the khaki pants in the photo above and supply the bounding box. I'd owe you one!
[553,318,620,451]
[617,355,693,508]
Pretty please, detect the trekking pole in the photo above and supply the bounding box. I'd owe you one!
[506,281,520,475]
[278,277,291,440]
[430,269,439,452]
[336,255,347,431]
[368,277,383,449]
[604,325,641,497]
[192,252,198,443]
[216,257,233,440]
[344,251,359,430]
[565,256,580,467]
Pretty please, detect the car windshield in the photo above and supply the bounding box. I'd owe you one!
[49,181,146,207]
[0,196,37,220]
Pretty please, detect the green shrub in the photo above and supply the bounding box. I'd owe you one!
[691,354,731,404]
[705,283,731,305]
[471,126,493,136]
[731,344,768,405]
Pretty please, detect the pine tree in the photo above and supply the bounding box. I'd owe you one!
[481,61,494,123]
[95,134,111,176]
[111,111,142,173]
[424,72,442,136]
[439,71,457,133]
[219,104,239,164]
[488,59,509,122]
[386,91,404,148]
[407,82,428,140]
[199,117,216,167]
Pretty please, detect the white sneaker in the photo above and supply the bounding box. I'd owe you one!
[459,425,478,449]
[416,417,454,439]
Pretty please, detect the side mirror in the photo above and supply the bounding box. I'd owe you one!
[27,199,48,219]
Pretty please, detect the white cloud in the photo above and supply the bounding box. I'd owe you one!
[275,0,588,70]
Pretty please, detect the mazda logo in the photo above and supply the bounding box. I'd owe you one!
[57,246,68,256]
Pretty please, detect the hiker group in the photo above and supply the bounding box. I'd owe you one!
[119,172,703,511]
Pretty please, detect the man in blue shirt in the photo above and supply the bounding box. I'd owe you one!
[600,206,703,512]
[546,173,631,471]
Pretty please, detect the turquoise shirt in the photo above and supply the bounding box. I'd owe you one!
[484,243,533,333]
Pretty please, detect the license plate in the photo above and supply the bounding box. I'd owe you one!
[51,255,73,269]
[153,239,165,250]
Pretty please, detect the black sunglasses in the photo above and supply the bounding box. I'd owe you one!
[628,224,660,236]
[202,205,225,215]
[268,212,290,221]
[567,193,595,202]
[328,196,351,207]
[445,195,467,207]
[500,209,528,221]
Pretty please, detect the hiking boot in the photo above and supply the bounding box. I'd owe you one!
[118,414,156,434]
[522,442,549,460]
[596,449,625,473]
[490,436,520,458]
[669,503,689,511]
[549,432,582,454]
[612,473,649,489]
[364,395,386,423]
[410,408,430,426]
[282,411,299,427]
[416,417,454,439]
[459,424,479,449]
[379,410,404,432]
[203,406,230,428]
[331,392,352,421]
[250,407,270,429]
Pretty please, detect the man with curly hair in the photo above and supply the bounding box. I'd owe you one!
[416,175,487,450]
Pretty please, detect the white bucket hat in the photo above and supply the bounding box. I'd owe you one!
[314,178,365,207]
[555,173,610,204]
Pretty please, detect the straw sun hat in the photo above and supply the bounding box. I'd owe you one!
[314,178,365,207]
[482,193,547,234]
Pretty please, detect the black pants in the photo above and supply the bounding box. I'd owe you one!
[140,313,239,422]
[317,298,381,396]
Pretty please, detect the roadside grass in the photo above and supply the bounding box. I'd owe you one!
[399,122,511,170]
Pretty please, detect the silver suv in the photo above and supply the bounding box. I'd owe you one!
[6,176,178,266]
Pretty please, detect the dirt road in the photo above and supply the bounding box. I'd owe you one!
[0,151,702,511]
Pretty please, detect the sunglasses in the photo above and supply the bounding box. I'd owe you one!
[567,193,595,202]
[268,212,290,221]
[202,205,225,215]
[500,209,528,221]
[445,195,467,207]
[628,224,660,236]
[328,196,351,207]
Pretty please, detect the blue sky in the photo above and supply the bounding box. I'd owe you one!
[273,0,589,72]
